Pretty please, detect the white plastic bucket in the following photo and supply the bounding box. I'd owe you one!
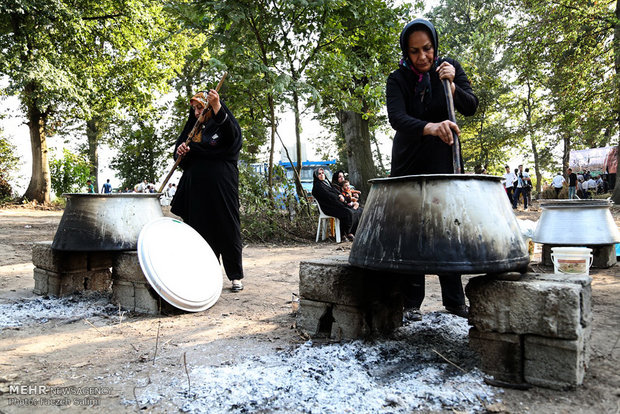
[550,247,593,275]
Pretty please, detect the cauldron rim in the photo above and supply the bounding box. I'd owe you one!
[62,192,163,198]
[369,173,502,184]
[538,199,613,209]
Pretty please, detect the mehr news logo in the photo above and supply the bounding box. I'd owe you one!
[7,384,112,407]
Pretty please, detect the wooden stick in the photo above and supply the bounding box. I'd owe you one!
[442,78,462,174]
[432,348,467,373]
[158,72,228,193]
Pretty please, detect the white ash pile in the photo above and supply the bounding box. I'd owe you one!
[0,292,120,330]
[175,312,497,413]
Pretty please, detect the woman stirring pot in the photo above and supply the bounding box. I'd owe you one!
[386,18,479,322]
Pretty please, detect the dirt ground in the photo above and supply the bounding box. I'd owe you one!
[0,201,618,413]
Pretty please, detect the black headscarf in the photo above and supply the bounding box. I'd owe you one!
[399,18,439,104]
[331,170,345,191]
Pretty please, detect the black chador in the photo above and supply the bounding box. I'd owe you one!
[171,97,243,281]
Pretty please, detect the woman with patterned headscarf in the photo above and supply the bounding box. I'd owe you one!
[386,18,478,322]
[171,88,245,292]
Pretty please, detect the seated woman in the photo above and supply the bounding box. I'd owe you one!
[312,168,362,241]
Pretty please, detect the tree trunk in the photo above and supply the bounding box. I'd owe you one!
[22,83,51,203]
[337,110,376,201]
[611,0,620,203]
[531,139,541,194]
[291,88,305,198]
[86,117,102,192]
[267,94,275,201]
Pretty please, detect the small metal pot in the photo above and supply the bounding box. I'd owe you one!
[532,199,620,246]
[52,193,164,251]
[348,174,529,274]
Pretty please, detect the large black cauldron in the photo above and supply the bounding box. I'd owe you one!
[52,193,164,251]
[348,174,529,274]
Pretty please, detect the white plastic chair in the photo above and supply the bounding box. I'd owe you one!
[315,203,341,243]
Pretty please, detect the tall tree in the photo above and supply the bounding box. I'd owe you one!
[612,0,620,203]
[74,1,189,190]
[511,0,618,185]
[0,1,88,202]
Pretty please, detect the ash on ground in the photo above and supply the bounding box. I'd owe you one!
[137,313,499,413]
[0,292,121,330]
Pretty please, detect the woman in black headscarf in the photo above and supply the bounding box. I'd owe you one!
[312,168,361,241]
[386,18,478,321]
[331,170,345,192]
[171,89,245,292]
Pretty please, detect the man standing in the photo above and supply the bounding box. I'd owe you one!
[512,164,530,210]
[503,165,515,204]
[551,172,565,198]
[102,179,113,194]
[567,168,577,199]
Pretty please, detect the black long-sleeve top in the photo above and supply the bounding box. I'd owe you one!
[386,57,478,176]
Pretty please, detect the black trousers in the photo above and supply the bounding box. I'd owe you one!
[402,274,466,309]
[505,187,514,204]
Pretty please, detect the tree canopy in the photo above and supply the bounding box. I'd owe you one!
[1,0,618,206]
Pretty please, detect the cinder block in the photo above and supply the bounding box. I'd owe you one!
[53,269,112,296]
[366,295,403,335]
[331,304,368,340]
[534,273,592,327]
[87,251,115,270]
[47,274,60,296]
[466,274,584,338]
[468,328,523,383]
[299,256,403,307]
[113,251,147,282]
[32,241,87,272]
[297,299,332,337]
[542,244,616,268]
[299,257,366,305]
[112,280,135,310]
[83,269,113,291]
[33,268,52,295]
[134,283,160,315]
[523,327,590,389]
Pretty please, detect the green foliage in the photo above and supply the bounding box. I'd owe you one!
[0,131,19,182]
[109,116,170,190]
[238,163,316,242]
[49,149,92,196]
[429,0,518,172]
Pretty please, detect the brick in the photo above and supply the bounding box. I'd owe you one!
[32,241,87,272]
[466,274,583,338]
[468,328,523,383]
[523,327,591,389]
[112,251,147,282]
[297,299,332,337]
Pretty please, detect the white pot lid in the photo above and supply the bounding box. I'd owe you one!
[137,217,222,312]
